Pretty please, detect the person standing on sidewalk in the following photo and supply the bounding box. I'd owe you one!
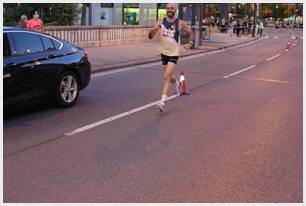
[148,3,194,112]
[236,19,241,37]
[233,19,237,35]
[27,11,43,32]
[17,15,28,29]
[228,20,234,37]
[259,20,264,37]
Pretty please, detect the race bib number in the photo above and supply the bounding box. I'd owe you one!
[161,25,175,38]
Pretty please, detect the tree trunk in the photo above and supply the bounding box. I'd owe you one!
[81,4,87,25]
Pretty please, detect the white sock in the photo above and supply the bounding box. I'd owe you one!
[161,95,167,103]
[176,79,180,88]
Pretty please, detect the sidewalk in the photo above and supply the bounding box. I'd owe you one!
[87,31,259,73]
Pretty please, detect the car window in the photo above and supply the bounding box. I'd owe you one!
[12,32,44,55]
[40,35,55,51]
[52,39,62,50]
[3,33,11,57]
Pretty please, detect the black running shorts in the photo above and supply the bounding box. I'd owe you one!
[161,54,179,65]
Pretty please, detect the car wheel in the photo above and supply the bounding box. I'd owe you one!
[55,71,79,107]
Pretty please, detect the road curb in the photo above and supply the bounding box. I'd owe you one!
[91,37,260,74]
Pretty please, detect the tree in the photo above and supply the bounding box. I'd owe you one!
[208,4,220,17]
[45,4,81,25]
[81,3,89,25]
[284,4,298,18]
[260,6,273,18]
[4,3,81,26]
[4,3,35,26]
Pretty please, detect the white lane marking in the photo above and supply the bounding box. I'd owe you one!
[273,36,279,39]
[68,60,263,136]
[240,77,290,84]
[181,49,224,61]
[266,53,281,61]
[64,95,178,136]
[91,38,263,78]
[91,66,140,77]
[139,62,161,68]
[223,65,256,78]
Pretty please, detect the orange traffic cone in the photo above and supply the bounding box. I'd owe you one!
[286,41,291,49]
[179,70,190,95]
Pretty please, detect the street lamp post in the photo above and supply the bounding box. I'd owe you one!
[252,3,256,37]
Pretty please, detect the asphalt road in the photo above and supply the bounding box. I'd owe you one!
[3,29,303,203]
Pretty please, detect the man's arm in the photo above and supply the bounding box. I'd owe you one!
[181,20,195,49]
[148,19,162,39]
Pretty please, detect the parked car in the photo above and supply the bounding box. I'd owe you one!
[3,27,91,111]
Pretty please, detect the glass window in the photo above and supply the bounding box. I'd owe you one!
[124,3,140,25]
[40,35,55,51]
[158,3,167,19]
[52,39,62,50]
[12,32,44,55]
[181,5,193,24]
[101,3,113,8]
[3,33,11,57]
[143,8,157,26]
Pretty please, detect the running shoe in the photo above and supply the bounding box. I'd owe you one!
[156,102,165,112]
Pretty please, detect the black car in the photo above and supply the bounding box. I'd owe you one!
[3,27,91,110]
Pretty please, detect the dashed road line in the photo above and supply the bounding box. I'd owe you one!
[73,40,294,136]
[66,63,258,137]
[237,77,290,84]
[266,53,281,61]
[91,66,141,77]
[64,95,178,136]
[223,65,256,78]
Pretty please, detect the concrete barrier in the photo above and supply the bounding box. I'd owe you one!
[44,25,155,48]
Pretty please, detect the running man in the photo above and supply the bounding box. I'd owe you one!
[148,3,195,112]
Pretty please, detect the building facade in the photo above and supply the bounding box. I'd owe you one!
[85,3,179,26]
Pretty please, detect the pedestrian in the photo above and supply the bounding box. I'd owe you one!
[148,3,194,112]
[27,11,43,32]
[221,18,226,32]
[259,20,264,37]
[243,20,247,34]
[248,19,252,35]
[233,19,237,35]
[17,15,28,29]
[256,22,259,36]
[236,19,241,37]
[228,20,234,36]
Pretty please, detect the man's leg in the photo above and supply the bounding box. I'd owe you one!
[157,62,177,112]
[162,62,177,95]
[163,66,177,84]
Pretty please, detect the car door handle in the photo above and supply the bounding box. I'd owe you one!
[5,63,17,67]
[3,73,12,79]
